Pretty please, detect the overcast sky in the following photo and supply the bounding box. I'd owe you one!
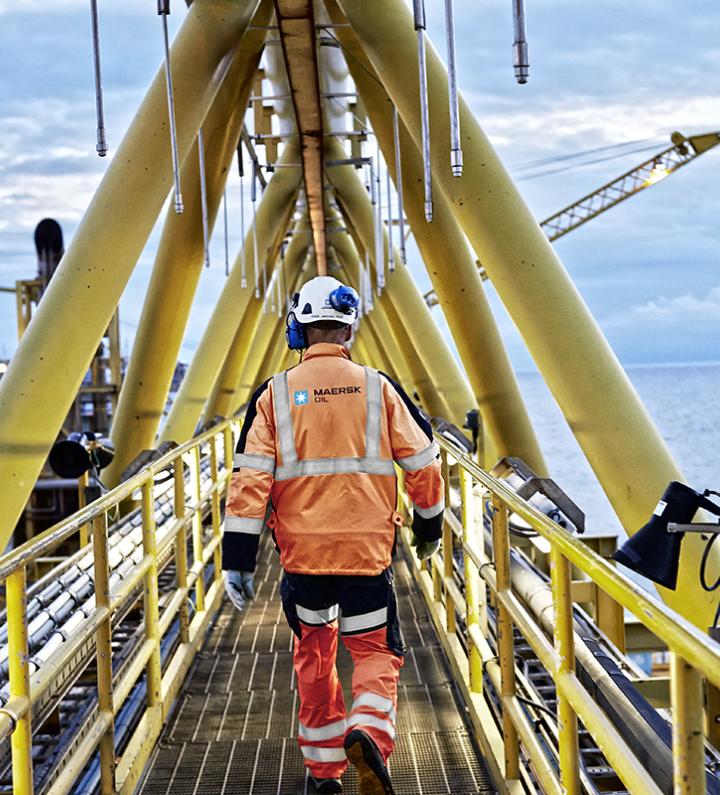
[0,0,718,369]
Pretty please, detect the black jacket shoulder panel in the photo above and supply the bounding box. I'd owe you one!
[236,378,271,455]
[378,371,433,442]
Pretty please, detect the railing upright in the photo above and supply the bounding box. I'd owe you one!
[142,477,162,707]
[549,544,580,794]
[92,509,116,794]
[459,467,483,692]
[210,438,223,580]
[7,566,32,794]
[173,457,191,644]
[190,446,205,613]
[670,652,705,793]
[441,451,456,634]
[490,497,520,780]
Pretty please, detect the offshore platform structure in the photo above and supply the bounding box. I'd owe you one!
[0,1,719,794]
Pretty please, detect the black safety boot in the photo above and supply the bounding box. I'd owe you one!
[309,774,342,793]
[343,729,395,795]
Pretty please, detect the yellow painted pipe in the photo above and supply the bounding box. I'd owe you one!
[231,251,311,407]
[203,213,307,421]
[328,206,442,412]
[0,0,262,544]
[159,142,301,445]
[326,146,476,429]
[327,222,412,388]
[335,0,716,627]
[105,8,271,485]
[329,23,544,472]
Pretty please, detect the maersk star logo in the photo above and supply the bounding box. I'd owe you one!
[294,390,309,406]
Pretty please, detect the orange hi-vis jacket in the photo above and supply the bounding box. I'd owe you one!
[222,343,444,576]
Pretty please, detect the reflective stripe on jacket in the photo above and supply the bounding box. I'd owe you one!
[222,343,444,575]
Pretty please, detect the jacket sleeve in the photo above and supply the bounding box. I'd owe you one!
[222,380,276,572]
[380,374,445,542]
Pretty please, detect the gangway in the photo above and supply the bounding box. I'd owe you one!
[137,540,494,794]
[1,420,719,793]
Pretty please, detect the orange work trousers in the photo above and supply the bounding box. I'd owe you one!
[280,569,404,780]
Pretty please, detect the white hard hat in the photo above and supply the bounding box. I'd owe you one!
[290,276,359,326]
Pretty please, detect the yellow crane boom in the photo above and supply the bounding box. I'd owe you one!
[425,130,720,305]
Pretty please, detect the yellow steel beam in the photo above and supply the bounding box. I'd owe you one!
[332,214,450,418]
[105,8,271,485]
[326,219,413,388]
[225,244,309,412]
[0,0,262,546]
[159,142,301,445]
[325,12,544,472]
[335,0,718,627]
[274,0,327,275]
[326,144,476,430]
[203,206,300,422]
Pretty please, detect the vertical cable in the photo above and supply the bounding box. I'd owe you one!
[512,0,530,84]
[158,0,183,213]
[237,142,247,288]
[444,0,463,176]
[222,190,229,277]
[385,160,395,273]
[365,250,374,311]
[251,160,260,299]
[89,0,107,157]
[413,0,433,222]
[198,129,210,268]
[374,157,384,293]
[392,108,406,263]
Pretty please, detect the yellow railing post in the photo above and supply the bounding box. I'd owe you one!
[223,423,234,474]
[670,653,705,794]
[92,509,116,794]
[441,452,455,633]
[7,567,32,794]
[491,497,520,780]
[173,458,190,644]
[142,477,162,706]
[78,471,90,547]
[460,467,483,692]
[707,681,720,751]
[550,545,580,795]
[190,446,206,613]
[209,436,223,580]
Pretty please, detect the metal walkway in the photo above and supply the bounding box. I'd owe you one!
[138,539,495,795]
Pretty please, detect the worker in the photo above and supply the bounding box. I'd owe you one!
[222,276,444,794]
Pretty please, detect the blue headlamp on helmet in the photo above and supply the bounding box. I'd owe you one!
[329,285,359,314]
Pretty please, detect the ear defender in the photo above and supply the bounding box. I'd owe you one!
[285,313,307,350]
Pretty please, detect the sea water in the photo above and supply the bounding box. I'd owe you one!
[516,361,720,541]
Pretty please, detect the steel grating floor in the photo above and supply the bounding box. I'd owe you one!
[138,540,495,794]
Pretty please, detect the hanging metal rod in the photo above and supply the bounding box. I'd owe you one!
[444,0,463,176]
[413,0,433,221]
[237,139,247,288]
[158,0,183,213]
[392,108,406,263]
[512,0,530,84]
[322,92,358,99]
[241,125,267,188]
[89,0,107,157]
[197,128,210,268]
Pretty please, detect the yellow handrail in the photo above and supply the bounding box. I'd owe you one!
[400,434,720,795]
[0,418,240,794]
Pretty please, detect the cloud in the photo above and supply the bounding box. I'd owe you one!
[603,286,720,328]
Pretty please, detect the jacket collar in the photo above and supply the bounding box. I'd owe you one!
[303,343,351,362]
